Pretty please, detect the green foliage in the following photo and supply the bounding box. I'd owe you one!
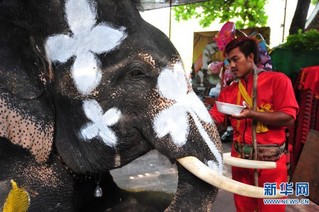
[282,29,319,50]
[173,0,268,28]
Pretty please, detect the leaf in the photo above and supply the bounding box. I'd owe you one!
[282,29,319,50]
[173,0,268,28]
[3,180,30,212]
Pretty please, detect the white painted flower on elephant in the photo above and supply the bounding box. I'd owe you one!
[44,0,126,147]
[154,63,223,173]
[45,0,127,95]
[80,100,121,147]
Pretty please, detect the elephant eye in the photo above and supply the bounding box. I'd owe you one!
[125,62,148,79]
[112,61,152,86]
[130,68,145,78]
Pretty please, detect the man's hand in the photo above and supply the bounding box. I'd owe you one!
[231,101,250,119]
[231,108,251,119]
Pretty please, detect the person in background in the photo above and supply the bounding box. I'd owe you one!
[209,36,299,212]
[207,61,224,98]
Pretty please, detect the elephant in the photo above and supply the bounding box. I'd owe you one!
[0,0,277,211]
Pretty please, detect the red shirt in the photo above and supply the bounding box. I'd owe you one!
[209,71,299,145]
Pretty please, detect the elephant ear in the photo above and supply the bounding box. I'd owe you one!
[0,34,54,163]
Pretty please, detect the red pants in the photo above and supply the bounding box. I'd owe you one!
[231,149,287,212]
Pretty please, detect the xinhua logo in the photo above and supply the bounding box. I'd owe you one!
[263,182,310,205]
[263,182,309,196]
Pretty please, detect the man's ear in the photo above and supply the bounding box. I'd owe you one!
[247,53,255,63]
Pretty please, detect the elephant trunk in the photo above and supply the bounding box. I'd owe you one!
[165,162,217,211]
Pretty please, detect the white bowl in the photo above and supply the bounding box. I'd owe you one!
[215,101,245,115]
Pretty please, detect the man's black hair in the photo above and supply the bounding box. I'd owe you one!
[224,36,259,64]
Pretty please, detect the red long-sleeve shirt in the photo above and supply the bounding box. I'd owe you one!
[209,71,299,145]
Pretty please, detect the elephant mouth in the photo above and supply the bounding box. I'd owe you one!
[177,156,284,199]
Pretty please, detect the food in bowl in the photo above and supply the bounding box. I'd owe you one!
[215,101,245,115]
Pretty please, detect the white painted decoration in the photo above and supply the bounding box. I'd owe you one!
[81,100,122,147]
[45,0,127,95]
[154,62,223,173]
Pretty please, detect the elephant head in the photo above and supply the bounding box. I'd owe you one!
[0,0,279,211]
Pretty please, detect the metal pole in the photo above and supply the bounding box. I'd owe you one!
[252,67,258,186]
[282,0,288,42]
[169,0,172,39]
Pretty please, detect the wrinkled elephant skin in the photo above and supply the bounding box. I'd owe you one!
[0,0,223,211]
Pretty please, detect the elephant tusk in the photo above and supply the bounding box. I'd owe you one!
[223,152,277,169]
[177,156,284,199]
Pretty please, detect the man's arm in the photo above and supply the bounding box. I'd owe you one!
[231,109,295,127]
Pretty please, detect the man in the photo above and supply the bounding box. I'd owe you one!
[209,36,299,212]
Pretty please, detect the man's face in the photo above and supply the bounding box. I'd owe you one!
[226,47,254,79]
